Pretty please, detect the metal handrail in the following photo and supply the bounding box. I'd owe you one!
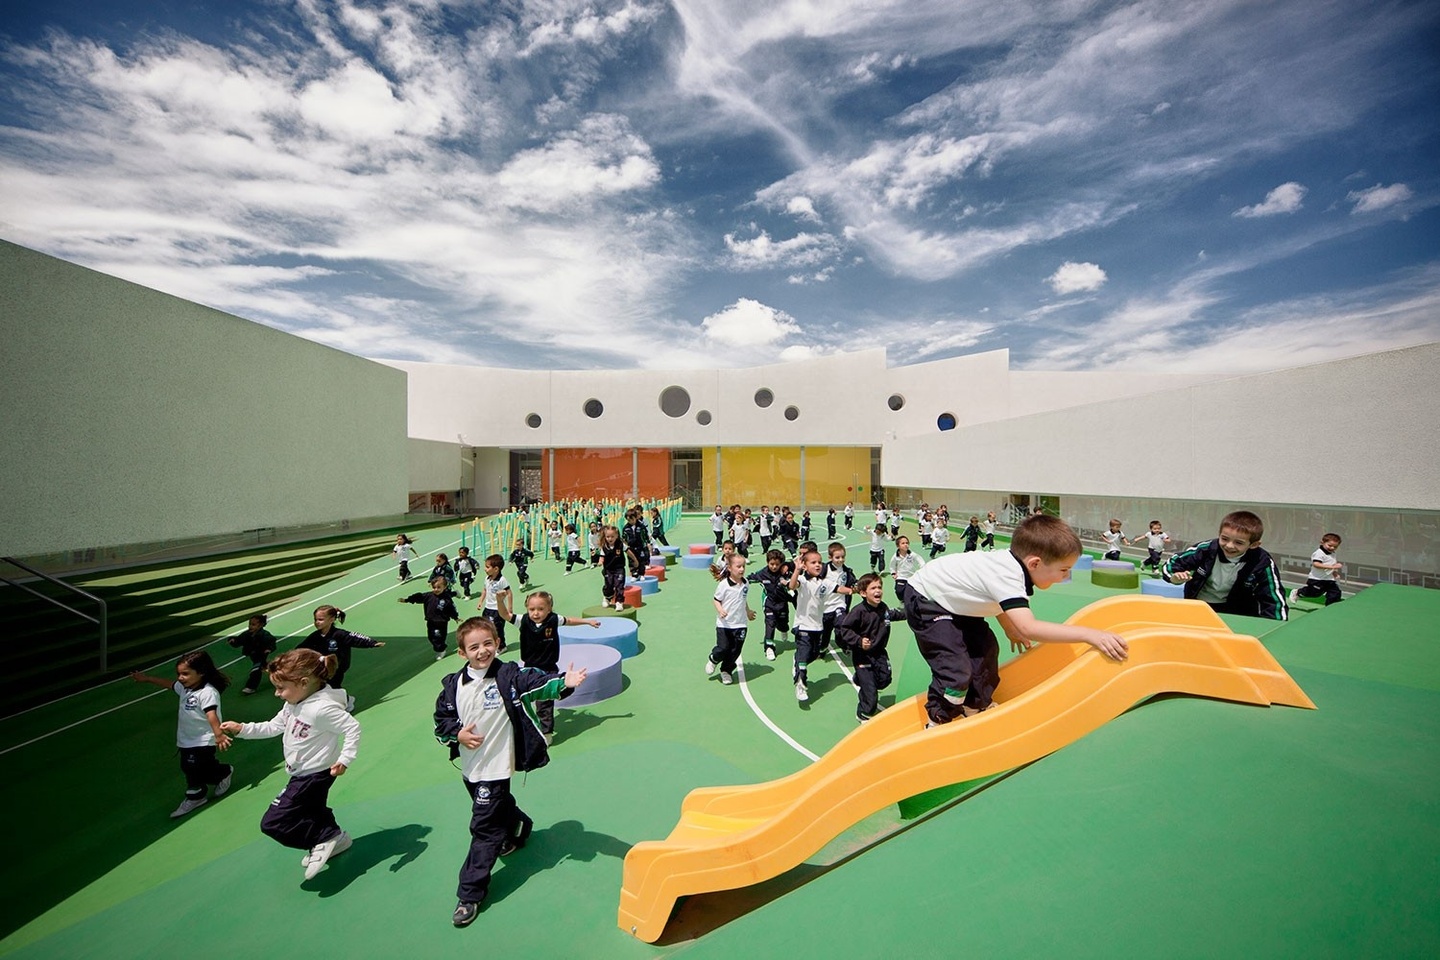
[1,557,109,671]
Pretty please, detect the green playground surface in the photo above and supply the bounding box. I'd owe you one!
[2,517,1438,959]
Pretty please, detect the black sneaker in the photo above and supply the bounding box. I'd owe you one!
[452,901,480,927]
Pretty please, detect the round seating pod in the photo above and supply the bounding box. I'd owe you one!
[555,643,623,707]
[645,564,667,581]
[657,545,681,558]
[1139,578,1185,598]
[1072,554,1094,571]
[689,543,714,555]
[626,574,660,595]
[680,554,715,570]
[560,617,639,658]
[1091,563,1139,590]
[623,584,644,607]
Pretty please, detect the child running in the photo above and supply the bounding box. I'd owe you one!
[131,651,233,818]
[228,612,277,694]
[454,547,480,599]
[221,649,361,880]
[479,555,513,650]
[393,534,418,582]
[788,548,852,702]
[433,618,587,927]
[981,512,997,551]
[706,551,756,685]
[563,523,584,574]
[837,574,905,723]
[888,535,924,602]
[398,575,462,661]
[747,549,794,662]
[509,539,534,589]
[1138,520,1171,573]
[649,507,669,548]
[430,553,457,590]
[962,516,982,553]
[496,590,599,745]
[864,524,890,573]
[1101,519,1129,561]
[297,606,384,712]
[599,524,639,611]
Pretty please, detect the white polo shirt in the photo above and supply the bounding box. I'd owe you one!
[173,681,221,748]
[456,665,515,783]
[906,550,1032,617]
[714,577,750,628]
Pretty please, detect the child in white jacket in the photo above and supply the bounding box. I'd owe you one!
[222,648,362,881]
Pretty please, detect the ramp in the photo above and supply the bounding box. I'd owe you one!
[617,596,1314,942]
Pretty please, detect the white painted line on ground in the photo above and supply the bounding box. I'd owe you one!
[735,660,819,762]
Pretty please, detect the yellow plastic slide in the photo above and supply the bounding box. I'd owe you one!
[617,596,1315,942]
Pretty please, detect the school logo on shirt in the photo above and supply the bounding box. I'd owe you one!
[474,785,491,803]
[290,719,312,739]
[183,693,201,710]
[482,685,502,710]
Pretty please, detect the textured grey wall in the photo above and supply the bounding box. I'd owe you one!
[1,241,409,556]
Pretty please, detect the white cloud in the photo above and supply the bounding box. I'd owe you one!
[1047,261,1108,294]
[786,195,821,222]
[1347,182,1413,215]
[1233,181,1307,218]
[724,229,839,269]
[702,298,802,348]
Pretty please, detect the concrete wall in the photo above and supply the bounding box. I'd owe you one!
[384,349,1213,449]
[882,343,1440,512]
[0,241,409,557]
[408,439,463,493]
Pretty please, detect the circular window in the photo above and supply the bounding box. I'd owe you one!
[525,413,542,428]
[659,385,691,418]
[937,412,957,431]
[696,410,712,425]
[887,394,905,411]
[754,388,774,408]
[583,398,604,419]
[783,405,799,421]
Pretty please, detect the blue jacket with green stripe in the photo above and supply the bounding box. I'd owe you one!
[434,660,572,772]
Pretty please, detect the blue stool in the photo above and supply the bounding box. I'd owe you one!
[1140,578,1185,598]
[1072,555,1094,571]
[626,574,660,595]
[560,618,639,658]
[554,643,623,706]
[680,554,714,570]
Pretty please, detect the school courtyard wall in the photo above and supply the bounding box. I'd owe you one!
[0,241,409,558]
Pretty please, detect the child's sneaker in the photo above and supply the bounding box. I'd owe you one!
[765,646,776,661]
[213,770,233,798]
[452,900,480,927]
[794,681,809,702]
[169,796,207,818]
[704,659,716,676]
[615,602,624,611]
[304,830,351,880]
[1287,588,1300,604]
[435,650,447,661]
[241,686,256,695]
[345,695,357,712]
[720,671,734,685]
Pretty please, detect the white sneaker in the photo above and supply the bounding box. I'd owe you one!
[615,602,624,610]
[345,695,356,712]
[720,671,734,685]
[435,651,447,661]
[241,686,256,695]
[213,771,232,798]
[705,658,716,676]
[170,796,207,818]
[1287,588,1300,604]
[304,830,352,880]
[765,647,776,661]
[794,681,808,702]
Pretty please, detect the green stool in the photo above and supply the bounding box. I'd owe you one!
[1091,560,1139,590]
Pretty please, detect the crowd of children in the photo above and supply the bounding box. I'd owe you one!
[127,497,1343,928]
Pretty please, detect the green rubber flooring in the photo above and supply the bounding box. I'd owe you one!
[2,519,1437,959]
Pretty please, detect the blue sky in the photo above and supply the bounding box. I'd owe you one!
[1,0,1437,372]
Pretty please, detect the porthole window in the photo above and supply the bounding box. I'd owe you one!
[659,386,691,418]
[525,413,542,428]
[696,410,712,425]
[584,398,604,419]
[754,388,774,408]
[937,412,957,431]
[783,405,800,421]
[887,394,905,411]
